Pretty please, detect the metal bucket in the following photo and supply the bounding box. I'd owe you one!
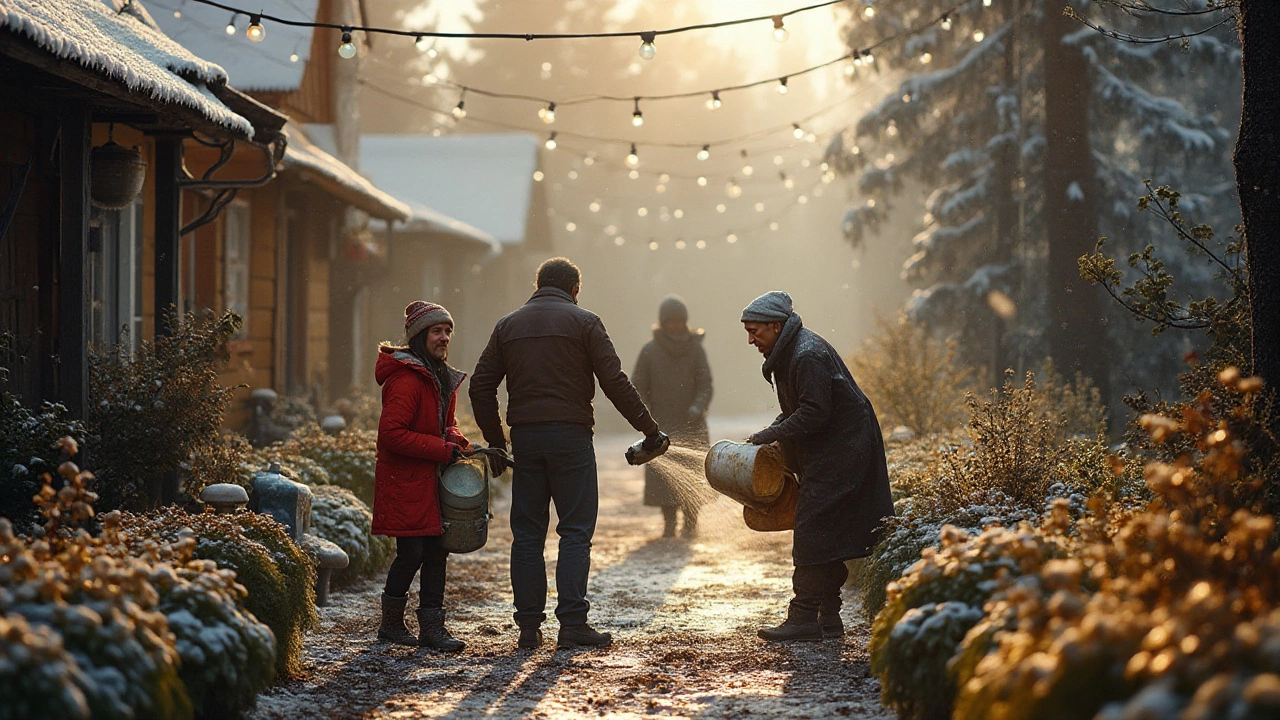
[438,458,490,554]
[704,440,791,511]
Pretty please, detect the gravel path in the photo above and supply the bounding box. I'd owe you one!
[248,430,892,719]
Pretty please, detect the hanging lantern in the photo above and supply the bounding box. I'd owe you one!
[90,141,147,210]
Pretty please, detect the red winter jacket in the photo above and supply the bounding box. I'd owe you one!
[372,347,472,537]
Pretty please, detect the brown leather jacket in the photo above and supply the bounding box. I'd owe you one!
[469,287,659,447]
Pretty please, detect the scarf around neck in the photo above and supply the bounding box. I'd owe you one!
[761,312,804,384]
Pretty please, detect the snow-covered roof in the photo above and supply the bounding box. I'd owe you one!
[396,200,501,252]
[281,124,411,221]
[360,133,541,245]
[0,0,253,137]
[148,0,317,94]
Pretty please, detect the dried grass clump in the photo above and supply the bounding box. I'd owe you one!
[850,314,978,436]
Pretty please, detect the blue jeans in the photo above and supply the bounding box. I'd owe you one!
[509,423,597,628]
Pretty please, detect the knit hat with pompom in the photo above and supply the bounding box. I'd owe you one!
[405,301,453,340]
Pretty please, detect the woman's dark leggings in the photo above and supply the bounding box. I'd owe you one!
[383,536,449,609]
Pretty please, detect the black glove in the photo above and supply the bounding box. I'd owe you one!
[485,447,512,476]
[746,430,772,445]
[643,430,668,451]
[447,444,465,465]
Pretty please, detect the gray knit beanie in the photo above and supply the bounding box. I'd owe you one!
[405,300,453,340]
[740,291,793,323]
[658,295,688,324]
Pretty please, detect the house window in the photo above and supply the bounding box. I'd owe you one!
[88,200,143,350]
[223,202,250,335]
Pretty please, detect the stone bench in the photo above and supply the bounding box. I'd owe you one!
[249,464,350,607]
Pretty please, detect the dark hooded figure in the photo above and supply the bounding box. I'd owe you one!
[740,291,895,642]
[632,295,714,538]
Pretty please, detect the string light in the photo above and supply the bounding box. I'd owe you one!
[246,14,265,42]
[632,98,644,128]
[626,143,640,167]
[629,169,640,179]
[697,145,710,161]
[772,15,789,42]
[566,222,577,231]
[538,102,556,124]
[706,91,722,111]
[727,233,738,244]
[973,30,985,42]
[863,4,876,18]
[941,14,952,30]
[726,179,743,198]
[983,0,993,6]
[637,207,648,217]
[769,221,779,231]
[649,241,659,250]
[755,202,765,212]
[675,239,687,250]
[225,12,237,35]
[451,89,467,119]
[532,170,545,181]
[545,132,557,150]
[290,52,299,62]
[638,32,657,60]
[583,155,595,166]
[659,173,670,183]
[920,52,932,64]
[776,76,789,94]
[741,149,754,176]
[717,203,727,213]
[793,123,806,140]
[338,28,357,59]
[862,49,875,64]
[781,171,795,189]
[697,176,708,187]
[415,34,429,51]
[589,201,601,212]
[674,209,684,219]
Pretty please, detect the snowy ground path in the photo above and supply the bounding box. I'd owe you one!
[248,426,892,719]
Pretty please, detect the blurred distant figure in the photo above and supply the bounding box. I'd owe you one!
[632,296,714,539]
[740,291,894,643]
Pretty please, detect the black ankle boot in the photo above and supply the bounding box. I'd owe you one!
[758,608,823,642]
[518,626,544,650]
[377,593,419,646]
[557,623,613,648]
[416,608,465,652]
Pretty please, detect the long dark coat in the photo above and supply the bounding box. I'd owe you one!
[750,317,894,565]
[632,328,713,507]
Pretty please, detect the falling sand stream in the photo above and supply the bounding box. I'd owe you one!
[247,429,891,719]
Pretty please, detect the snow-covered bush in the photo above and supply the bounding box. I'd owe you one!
[950,370,1280,720]
[0,612,93,720]
[88,309,244,510]
[0,393,84,530]
[877,602,986,720]
[309,484,393,586]
[122,508,317,678]
[257,424,377,504]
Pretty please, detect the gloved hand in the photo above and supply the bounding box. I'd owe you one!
[643,430,668,452]
[447,443,465,465]
[485,446,512,477]
[746,430,772,445]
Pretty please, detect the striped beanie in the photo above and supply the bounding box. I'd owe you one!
[405,301,453,340]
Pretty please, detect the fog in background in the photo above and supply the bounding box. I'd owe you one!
[359,0,920,428]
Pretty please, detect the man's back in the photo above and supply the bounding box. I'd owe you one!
[469,286,656,448]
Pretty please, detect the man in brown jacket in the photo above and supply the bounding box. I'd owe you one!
[470,257,666,651]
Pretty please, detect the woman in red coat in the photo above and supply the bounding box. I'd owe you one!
[374,301,472,652]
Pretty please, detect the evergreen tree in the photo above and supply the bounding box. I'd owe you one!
[828,0,1239,399]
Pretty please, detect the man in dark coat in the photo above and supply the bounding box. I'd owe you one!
[741,291,895,642]
[633,296,714,539]
[470,257,666,651]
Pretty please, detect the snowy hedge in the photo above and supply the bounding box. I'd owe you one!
[309,485,393,587]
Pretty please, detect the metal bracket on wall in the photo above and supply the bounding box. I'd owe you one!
[177,133,286,235]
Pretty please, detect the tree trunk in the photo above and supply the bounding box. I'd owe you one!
[991,6,1022,384]
[1235,0,1280,399]
[1042,8,1110,402]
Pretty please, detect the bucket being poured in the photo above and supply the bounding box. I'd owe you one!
[704,440,792,510]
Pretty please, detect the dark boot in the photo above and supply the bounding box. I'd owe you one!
[758,607,823,642]
[377,593,419,646]
[818,607,844,638]
[518,626,544,651]
[557,623,613,648]
[416,608,465,652]
[681,507,699,539]
[662,507,678,538]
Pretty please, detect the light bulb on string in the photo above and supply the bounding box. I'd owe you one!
[863,4,875,18]
[583,155,595,166]
[675,239,687,250]
[920,52,932,64]
[225,13,237,35]
[725,180,743,199]
[655,183,667,193]
[615,237,626,246]
[674,209,684,219]
[769,221,779,231]
[740,149,754,176]
[755,202,765,212]
[538,102,556,124]
[805,132,817,143]
[532,171,544,182]
[637,207,648,217]
[696,240,706,249]
[771,15,789,42]
[973,30,985,42]
[338,29,357,59]
[629,169,640,179]
[649,241,659,251]
[774,155,784,166]
[638,32,657,60]
[862,49,875,64]
[589,201,601,213]
[451,89,467,119]
[727,233,738,244]
[565,222,576,232]
[716,203,727,213]
[696,176,708,187]
[706,91,722,110]
[793,124,806,140]
[941,15,952,30]
[415,35,429,52]
[983,0,993,6]
[659,173,670,183]
[290,52,299,62]
[625,143,639,167]
[781,171,795,190]
[844,61,856,78]
[544,132,557,150]
[776,77,789,94]
[631,98,644,128]
[246,15,266,42]
[697,145,710,161]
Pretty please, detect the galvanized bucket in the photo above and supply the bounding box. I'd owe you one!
[438,458,491,554]
[703,440,791,511]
